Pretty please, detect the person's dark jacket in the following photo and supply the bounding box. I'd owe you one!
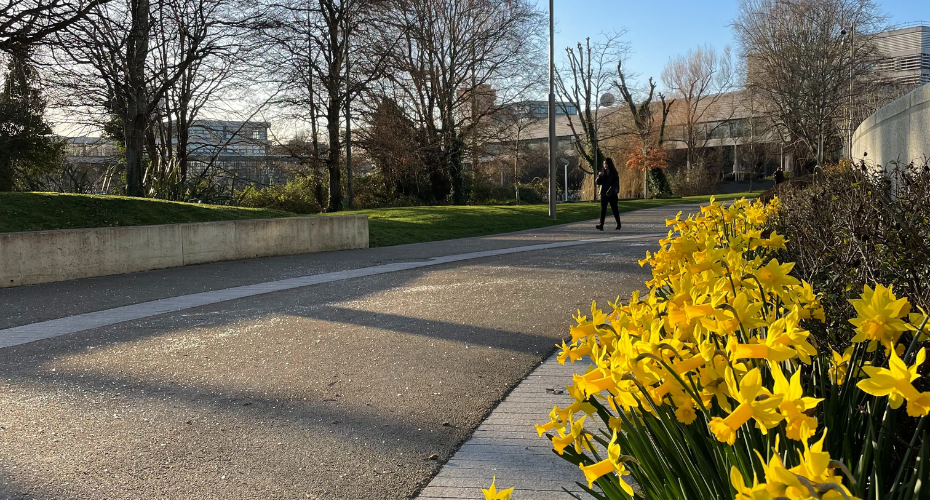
[596,169,620,199]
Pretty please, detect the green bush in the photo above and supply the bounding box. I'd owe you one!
[468,179,545,205]
[646,168,673,198]
[236,174,325,214]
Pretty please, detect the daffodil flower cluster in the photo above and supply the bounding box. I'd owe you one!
[532,197,929,499]
[730,428,857,500]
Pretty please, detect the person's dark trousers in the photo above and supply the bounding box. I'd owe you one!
[599,195,621,228]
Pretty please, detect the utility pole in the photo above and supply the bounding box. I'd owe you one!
[547,0,556,219]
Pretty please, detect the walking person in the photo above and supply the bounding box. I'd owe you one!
[595,158,622,231]
[774,166,785,185]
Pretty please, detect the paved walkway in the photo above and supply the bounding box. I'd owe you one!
[417,354,590,500]
[0,205,699,499]
[0,234,662,349]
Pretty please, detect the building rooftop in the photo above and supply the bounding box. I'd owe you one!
[190,120,271,129]
[59,136,114,145]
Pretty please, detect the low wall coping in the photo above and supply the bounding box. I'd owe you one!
[0,214,369,288]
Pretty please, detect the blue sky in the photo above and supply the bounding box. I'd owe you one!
[551,0,930,88]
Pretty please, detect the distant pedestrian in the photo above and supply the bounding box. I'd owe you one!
[595,158,621,231]
[774,166,785,185]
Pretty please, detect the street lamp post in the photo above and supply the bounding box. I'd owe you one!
[547,0,556,219]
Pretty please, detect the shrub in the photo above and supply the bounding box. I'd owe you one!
[667,159,719,196]
[515,197,929,500]
[468,181,545,205]
[770,159,930,349]
[236,174,325,214]
[646,167,673,198]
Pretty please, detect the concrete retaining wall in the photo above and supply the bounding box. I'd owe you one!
[852,83,930,168]
[0,215,368,287]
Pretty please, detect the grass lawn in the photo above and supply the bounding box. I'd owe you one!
[0,192,295,233]
[351,192,762,247]
[0,191,762,247]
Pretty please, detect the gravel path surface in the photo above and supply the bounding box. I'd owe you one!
[0,205,695,500]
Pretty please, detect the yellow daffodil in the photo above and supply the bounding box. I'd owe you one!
[697,345,736,412]
[671,391,698,424]
[728,335,797,364]
[787,281,826,322]
[732,431,861,500]
[545,196,882,497]
[771,364,822,441]
[764,310,818,364]
[699,291,766,335]
[535,406,564,437]
[849,284,913,351]
[829,347,853,385]
[910,309,929,340]
[730,467,774,500]
[784,427,861,500]
[550,415,590,455]
[480,477,513,500]
[857,347,930,417]
[577,431,636,495]
[575,366,618,399]
[709,369,784,444]
[755,231,787,250]
[557,339,591,365]
[548,383,596,424]
[753,258,801,291]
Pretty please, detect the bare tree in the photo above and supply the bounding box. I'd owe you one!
[51,0,227,196]
[0,0,111,55]
[554,31,628,186]
[260,0,390,211]
[661,44,735,172]
[733,0,884,167]
[484,102,538,203]
[148,0,253,192]
[614,58,673,197]
[383,0,543,205]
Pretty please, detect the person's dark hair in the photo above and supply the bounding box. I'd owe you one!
[604,157,617,174]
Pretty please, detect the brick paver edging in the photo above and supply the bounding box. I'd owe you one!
[416,354,591,500]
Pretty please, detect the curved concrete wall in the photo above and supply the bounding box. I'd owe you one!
[0,215,368,287]
[852,83,930,167]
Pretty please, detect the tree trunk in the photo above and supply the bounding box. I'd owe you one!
[0,158,13,191]
[327,103,342,211]
[345,94,353,209]
[124,0,150,197]
[589,140,602,201]
[447,132,465,205]
[344,19,354,209]
[178,120,189,184]
[124,103,147,197]
[178,73,191,185]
